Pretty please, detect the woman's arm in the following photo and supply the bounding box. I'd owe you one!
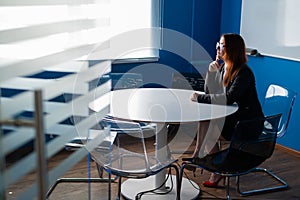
[197,66,254,105]
[204,63,224,94]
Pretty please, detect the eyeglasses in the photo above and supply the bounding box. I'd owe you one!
[216,42,225,51]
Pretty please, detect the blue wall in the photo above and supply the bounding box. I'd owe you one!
[113,0,222,87]
[113,0,300,151]
[221,0,300,151]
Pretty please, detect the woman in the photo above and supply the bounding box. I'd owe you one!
[190,33,264,187]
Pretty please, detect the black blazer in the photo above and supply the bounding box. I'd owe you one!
[197,64,264,140]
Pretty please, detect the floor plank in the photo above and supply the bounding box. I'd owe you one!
[5,137,300,200]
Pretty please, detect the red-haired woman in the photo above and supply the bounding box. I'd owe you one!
[189,33,264,187]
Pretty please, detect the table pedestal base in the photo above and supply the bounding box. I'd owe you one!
[121,175,200,200]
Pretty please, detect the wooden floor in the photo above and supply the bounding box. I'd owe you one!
[5,135,300,200]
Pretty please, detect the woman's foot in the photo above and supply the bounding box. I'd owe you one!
[202,174,225,188]
[182,160,197,171]
[181,157,197,177]
[181,157,194,162]
[181,158,204,177]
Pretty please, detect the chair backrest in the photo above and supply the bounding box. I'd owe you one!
[262,84,297,138]
[100,72,144,90]
[88,122,150,175]
[194,115,282,173]
[219,115,281,172]
[88,122,173,177]
[96,72,156,135]
[230,115,281,160]
[171,72,204,92]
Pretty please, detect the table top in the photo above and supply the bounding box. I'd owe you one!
[89,88,238,123]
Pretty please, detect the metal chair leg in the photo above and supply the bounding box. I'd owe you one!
[178,163,200,200]
[46,163,118,199]
[46,177,113,199]
[225,177,231,200]
[178,163,187,199]
[168,164,180,200]
[236,167,288,196]
[117,176,122,200]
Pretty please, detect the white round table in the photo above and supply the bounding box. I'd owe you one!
[89,88,238,200]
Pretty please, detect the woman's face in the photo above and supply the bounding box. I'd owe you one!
[216,36,226,61]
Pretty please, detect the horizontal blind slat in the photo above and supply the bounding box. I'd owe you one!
[4,107,110,186]
[2,128,35,156]
[0,19,109,44]
[1,78,110,119]
[2,89,110,156]
[19,128,108,200]
[44,83,111,129]
[0,44,98,82]
[0,0,108,6]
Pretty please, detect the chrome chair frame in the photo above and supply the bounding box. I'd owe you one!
[236,167,288,196]
[180,115,286,200]
[234,84,297,197]
[90,122,180,200]
[46,130,119,200]
[179,84,296,199]
[47,73,146,199]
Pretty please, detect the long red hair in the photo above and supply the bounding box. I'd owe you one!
[222,33,247,86]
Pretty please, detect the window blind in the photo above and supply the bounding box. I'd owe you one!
[0,0,162,198]
[0,0,161,62]
[0,0,173,198]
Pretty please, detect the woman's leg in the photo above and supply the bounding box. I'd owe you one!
[194,120,223,184]
[191,120,225,184]
[192,120,210,158]
[206,143,223,183]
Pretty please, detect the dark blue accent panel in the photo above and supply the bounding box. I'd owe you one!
[89,72,144,90]
[13,110,47,120]
[193,0,222,58]
[59,115,86,125]
[48,93,81,103]
[0,88,27,97]
[162,0,193,37]
[1,128,14,135]
[25,71,74,79]
[13,111,34,119]
[158,50,194,72]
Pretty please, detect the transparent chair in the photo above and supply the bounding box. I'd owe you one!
[171,72,205,92]
[168,72,205,154]
[47,73,155,199]
[179,115,286,199]
[66,72,156,147]
[237,83,296,197]
[262,84,297,138]
[88,121,180,200]
[179,84,296,199]
[97,72,156,138]
[46,117,117,199]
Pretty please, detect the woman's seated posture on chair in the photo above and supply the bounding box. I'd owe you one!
[189,33,264,187]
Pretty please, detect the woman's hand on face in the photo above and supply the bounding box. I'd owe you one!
[190,92,199,102]
[208,60,220,72]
